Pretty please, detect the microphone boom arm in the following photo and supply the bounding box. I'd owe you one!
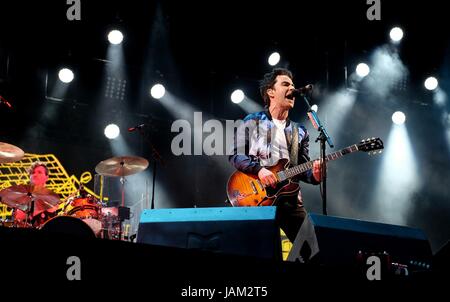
[301,93,334,216]
[301,94,334,148]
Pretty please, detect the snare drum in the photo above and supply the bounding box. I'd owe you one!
[11,209,52,229]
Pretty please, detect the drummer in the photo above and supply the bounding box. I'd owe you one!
[14,161,59,225]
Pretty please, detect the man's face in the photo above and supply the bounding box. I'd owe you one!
[267,75,296,110]
[30,166,48,186]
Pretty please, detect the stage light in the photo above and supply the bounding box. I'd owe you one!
[311,104,318,112]
[108,30,124,45]
[392,111,406,125]
[372,124,418,225]
[389,27,404,42]
[268,52,280,66]
[356,63,370,78]
[424,77,438,91]
[104,124,120,139]
[58,68,74,83]
[150,84,165,99]
[105,77,127,100]
[231,89,245,104]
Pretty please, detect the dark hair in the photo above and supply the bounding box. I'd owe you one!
[29,161,49,176]
[259,68,293,107]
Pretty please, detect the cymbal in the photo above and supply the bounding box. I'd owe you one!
[0,142,24,163]
[0,184,61,215]
[95,156,149,177]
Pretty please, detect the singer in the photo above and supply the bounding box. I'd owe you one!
[228,68,324,243]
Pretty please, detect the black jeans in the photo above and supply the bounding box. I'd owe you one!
[276,204,307,243]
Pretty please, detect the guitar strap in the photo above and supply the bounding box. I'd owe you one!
[289,121,299,166]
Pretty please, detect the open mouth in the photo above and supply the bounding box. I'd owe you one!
[286,93,294,100]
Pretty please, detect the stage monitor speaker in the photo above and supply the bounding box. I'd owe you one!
[137,207,281,260]
[287,213,432,270]
[434,240,450,271]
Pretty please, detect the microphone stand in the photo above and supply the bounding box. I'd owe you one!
[149,144,164,210]
[301,94,334,215]
[135,125,165,210]
[0,95,13,109]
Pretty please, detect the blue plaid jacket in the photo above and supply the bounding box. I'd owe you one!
[229,110,319,186]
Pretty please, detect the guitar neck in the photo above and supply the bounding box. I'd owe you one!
[280,144,359,179]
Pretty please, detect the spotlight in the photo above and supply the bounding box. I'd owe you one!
[150,84,165,99]
[356,63,370,78]
[389,27,404,42]
[424,77,438,91]
[108,30,124,45]
[104,124,120,139]
[231,89,245,104]
[311,104,318,112]
[268,52,281,66]
[58,68,74,83]
[392,111,406,125]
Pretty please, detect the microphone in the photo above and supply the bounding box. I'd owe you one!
[292,84,313,97]
[0,95,12,108]
[128,124,146,132]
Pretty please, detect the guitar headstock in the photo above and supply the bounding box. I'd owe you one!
[358,137,384,155]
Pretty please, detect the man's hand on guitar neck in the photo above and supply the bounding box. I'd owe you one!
[312,159,325,182]
[257,168,278,188]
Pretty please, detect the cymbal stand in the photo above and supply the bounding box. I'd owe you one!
[134,124,165,210]
[118,170,131,240]
[118,165,126,240]
[26,194,35,228]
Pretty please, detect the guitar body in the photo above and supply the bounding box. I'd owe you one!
[226,158,300,207]
[226,137,384,207]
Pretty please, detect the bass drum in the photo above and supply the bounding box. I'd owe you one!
[40,216,96,239]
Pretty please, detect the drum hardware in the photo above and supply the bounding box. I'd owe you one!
[62,185,103,236]
[95,156,149,240]
[0,184,61,226]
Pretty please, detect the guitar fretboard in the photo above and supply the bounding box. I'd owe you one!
[281,144,359,179]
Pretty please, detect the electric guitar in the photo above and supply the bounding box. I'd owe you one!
[226,137,383,207]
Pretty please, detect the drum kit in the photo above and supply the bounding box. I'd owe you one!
[0,142,149,240]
